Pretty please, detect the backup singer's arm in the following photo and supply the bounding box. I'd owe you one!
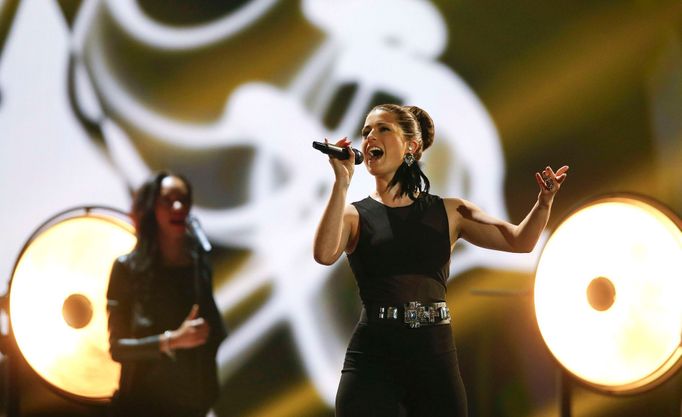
[107,258,167,361]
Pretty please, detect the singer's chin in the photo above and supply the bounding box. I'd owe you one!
[364,161,380,175]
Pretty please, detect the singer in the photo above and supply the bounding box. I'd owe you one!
[107,171,227,417]
[313,104,568,416]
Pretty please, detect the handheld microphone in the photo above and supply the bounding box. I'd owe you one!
[312,141,364,165]
[187,215,212,253]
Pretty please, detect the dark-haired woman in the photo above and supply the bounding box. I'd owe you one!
[107,172,227,417]
[314,104,568,416]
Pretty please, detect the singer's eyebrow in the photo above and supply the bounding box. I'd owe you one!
[362,122,390,135]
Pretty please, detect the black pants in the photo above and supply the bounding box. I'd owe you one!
[336,349,468,417]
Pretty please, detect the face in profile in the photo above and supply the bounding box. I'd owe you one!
[361,109,410,178]
[154,175,191,238]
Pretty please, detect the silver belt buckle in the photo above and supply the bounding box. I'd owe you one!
[404,301,427,328]
[404,302,450,328]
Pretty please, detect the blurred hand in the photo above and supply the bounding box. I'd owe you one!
[169,304,210,350]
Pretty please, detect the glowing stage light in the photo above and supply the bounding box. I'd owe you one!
[534,195,682,393]
[8,208,136,402]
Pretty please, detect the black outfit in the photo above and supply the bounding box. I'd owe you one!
[337,194,468,417]
[107,252,227,417]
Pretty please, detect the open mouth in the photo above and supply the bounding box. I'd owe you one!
[367,146,384,160]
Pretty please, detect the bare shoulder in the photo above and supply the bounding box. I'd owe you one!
[344,203,361,253]
[442,198,492,236]
[441,197,469,241]
[343,203,359,220]
[442,197,472,217]
[344,203,359,214]
[343,203,360,233]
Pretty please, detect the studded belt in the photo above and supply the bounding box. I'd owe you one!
[365,301,451,328]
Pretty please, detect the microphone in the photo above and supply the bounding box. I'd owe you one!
[312,141,364,165]
[187,215,212,253]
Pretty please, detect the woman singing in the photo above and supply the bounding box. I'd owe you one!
[314,104,568,416]
[107,172,227,417]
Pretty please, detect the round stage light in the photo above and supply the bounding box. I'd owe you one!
[8,207,136,402]
[534,195,682,393]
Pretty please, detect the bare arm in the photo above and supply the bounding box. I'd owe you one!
[447,165,569,253]
[313,138,359,265]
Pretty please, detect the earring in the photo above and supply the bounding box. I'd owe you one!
[404,153,415,167]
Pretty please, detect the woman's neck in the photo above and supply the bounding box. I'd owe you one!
[157,234,192,266]
[372,176,415,207]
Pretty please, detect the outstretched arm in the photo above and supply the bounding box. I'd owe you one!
[313,137,359,265]
[107,258,163,362]
[107,259,211,362]
[446,165,569,253]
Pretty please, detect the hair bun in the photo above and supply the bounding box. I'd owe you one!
[406,106,434,151]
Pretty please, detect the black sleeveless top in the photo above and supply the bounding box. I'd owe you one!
[347,193,451,305]
[344,193,455,358]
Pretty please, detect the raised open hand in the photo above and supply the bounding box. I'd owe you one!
[536,165,569,193]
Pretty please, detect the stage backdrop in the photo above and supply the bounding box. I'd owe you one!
[0,1,680,416]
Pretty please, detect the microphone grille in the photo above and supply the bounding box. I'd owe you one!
[353,149,364,165]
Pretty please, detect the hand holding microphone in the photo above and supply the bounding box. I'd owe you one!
[314,137,361,186]
[312,140,364,165]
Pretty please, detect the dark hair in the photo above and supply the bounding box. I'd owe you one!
[371,104,435,200]
[128,171,193,272]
